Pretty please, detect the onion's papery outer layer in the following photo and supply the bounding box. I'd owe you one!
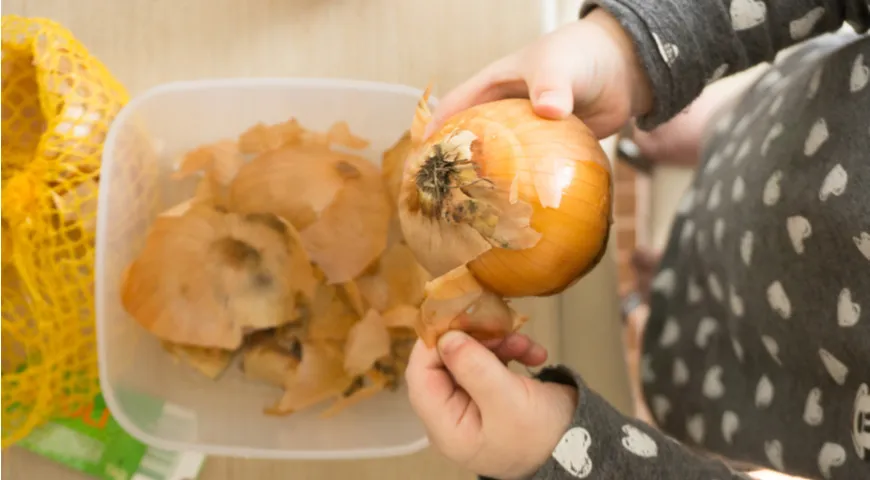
[120,207,316,350]
[416,264,527,347]
[400,91,613,298]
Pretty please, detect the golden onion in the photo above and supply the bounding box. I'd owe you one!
[399,89,613,299]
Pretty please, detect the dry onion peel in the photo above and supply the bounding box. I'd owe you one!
[121,207,315,350]
[267,340,353,416]
[305,281,358,341]
[343,309,391,376]
[417,265,527,347]
[123,115,430,419]
[400,92,613,298]
[241,336,301,387]
[319,370,389,419]
[339,280,367,317]
[173,139,245,209]
[163,342,236,379]
[381,304,419,330]
[229,146,390,284]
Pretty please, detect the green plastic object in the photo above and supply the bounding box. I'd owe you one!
[16,392,206,480]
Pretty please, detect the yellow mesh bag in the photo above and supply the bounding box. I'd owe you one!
[1,15,129,447]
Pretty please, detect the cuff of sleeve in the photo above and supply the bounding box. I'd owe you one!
[578,0,705,130]
[528,365,745,480]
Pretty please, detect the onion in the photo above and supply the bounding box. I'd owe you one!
[398,88,612,345]
[400,88,612,297]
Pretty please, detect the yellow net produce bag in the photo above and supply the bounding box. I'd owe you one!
[1,15,129,447]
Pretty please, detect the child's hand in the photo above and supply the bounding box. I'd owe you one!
[426,8,653,140]
[406,331,578,480]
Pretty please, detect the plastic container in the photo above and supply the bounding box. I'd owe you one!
[96,78,434,459]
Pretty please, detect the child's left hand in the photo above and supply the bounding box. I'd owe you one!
[405,331,578,480]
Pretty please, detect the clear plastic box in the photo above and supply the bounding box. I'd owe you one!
[96,78,434,459]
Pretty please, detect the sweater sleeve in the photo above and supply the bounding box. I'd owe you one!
[579,0,870,129]
[520,366,755,480]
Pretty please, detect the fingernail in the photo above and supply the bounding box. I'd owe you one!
[536,91,571,116]
[437,331,468,355]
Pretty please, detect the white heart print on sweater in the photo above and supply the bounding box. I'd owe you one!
[730,0,767,30]
[850,53,868,93]
[680,220,695,245]
[707,273,724,302]
[804,118,829,156]
[787,215,812,254]
[817,442,846,479]
[620,425,658,458]
[676,188,695,215]
[695,317,719,348]
[761,335,783,365]
[703,366,725,399]
[819,164,848,201]
[808,67,823,98]
[763,170,783,206]
[672,357,690,385]
[765,439,786,471]
[755,375,775,408]
[854,232,870,261]
[730,286,745,317]
[659,317,681,347]
[761,122,784,155]
[789,7,825,40]
[651,395,671,424]
[741,231,754,266]
[732,337,745,363]
[767,281,792,319]
[819,348,848,385]
[552,427,593,478]
[722,411,740,444]
[687,415,705,444]
[838,288,861,327]
[734,138,752,164]
[732,176,746,202]
[706,181,723,210]
[803,387,824,426]
[713,218,726,249]
[652,268,677,297]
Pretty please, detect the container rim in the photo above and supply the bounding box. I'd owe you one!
[95,77,436,458]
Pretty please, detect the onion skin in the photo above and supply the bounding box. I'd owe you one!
[402,97,613,298]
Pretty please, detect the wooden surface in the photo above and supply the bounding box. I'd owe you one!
[2,1,631,478]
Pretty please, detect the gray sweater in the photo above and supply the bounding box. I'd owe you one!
[513,1,870,479]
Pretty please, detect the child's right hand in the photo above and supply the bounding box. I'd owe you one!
[426,7,653,140]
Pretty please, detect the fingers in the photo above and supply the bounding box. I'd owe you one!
[425,56,525,139]
[437,331,522,409]
[405,339,476,433]
[483,333,548,366]
[527,62,575,120]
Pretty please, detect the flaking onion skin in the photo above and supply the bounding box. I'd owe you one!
[400,97,613,298]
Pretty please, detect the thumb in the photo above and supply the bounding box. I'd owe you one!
[437,331,519,407]
[528,74,574,120]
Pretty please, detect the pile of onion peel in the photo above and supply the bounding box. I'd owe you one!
[121,117,426,418]
[399,86,613,347]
